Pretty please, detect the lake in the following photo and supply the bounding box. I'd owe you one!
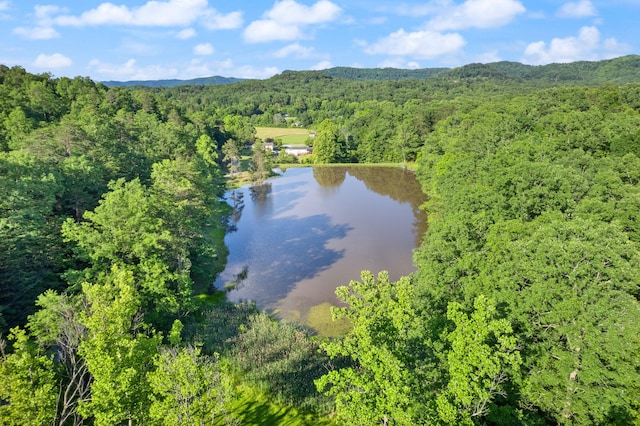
[214,166,427,335]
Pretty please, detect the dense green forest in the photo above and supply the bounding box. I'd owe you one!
[1,56,639,425]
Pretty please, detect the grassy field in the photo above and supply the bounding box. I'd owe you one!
[255,127,311,145]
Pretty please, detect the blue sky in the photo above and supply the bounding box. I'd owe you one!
[1,0,638,81]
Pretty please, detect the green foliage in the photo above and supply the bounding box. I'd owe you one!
[61,168,221,317]
[474,214,640,424]
[312,119,346,164]
[168,319,184,346]
[0,327,58,425]
[78,265,162,425]
[230,312,334,414]
[436,295,522,424]
[223,114,256,144]
[413,82,640,424]
[195,133,218,167]
[148,346,236,425]
[0,150,64,334]
[248,140,273,183]
[317,271,430,425]
[3,59,640,426]
[222,138,241,174]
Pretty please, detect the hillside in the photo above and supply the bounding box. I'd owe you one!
[102,74,245,87]
[102,55,640,88]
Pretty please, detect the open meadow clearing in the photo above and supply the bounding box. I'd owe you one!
[255,126,311,145]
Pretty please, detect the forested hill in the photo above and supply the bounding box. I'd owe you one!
[488,54,640,83]
[317,55,640,83]
[102,74,245,87]
[317,66,449,80]
[103,55,639,88]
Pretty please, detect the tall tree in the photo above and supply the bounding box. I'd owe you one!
[316,271,431,425]
[248,140,273,184]
[312,119,345,164]
[61,178,191,316]
[77,266,161,426]
[28,290,90,426]
[0,151,64,334]
[221,138,241,175]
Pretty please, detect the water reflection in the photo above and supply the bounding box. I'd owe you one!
[214,166,427,332]
[313,167,347,188]
[227,190,244,233]
[215,212,351,307]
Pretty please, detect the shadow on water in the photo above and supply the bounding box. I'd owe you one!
[216,213,352,309]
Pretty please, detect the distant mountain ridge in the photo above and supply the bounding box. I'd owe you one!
[102,75,246,87]
[102,55,640,87]
[315,55,640,84]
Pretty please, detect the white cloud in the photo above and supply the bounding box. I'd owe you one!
[176,28,196,39]
[34,5,65,21]
[201,10,243,30]
[378,58,421,68]
[244,0,342,43]
[557,0,597,18]
[184,59,279,79]
[33,53,72,69]
[89,58,279,81]
[244,20,302,43]
[13,5,65,39]
[273,43,314,58]
[194,42,214,55]
[522,26,630,64]
[310,60,332,70]
[13,26,60,39]
[474,50,503,63]
[55,0,241,29]
[180,58,228,78]
[427,0,526,31]
[88,58,179,80]
[264,0,341,24]
[603,37,630,53]
[365,29,466,59]
[226,64,280,79]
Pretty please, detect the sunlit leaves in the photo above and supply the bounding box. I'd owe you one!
[78,266,161,426]
[148,346,236,425]
[437,295,521,424]
[317,271,428,425]
[0,328,57,425]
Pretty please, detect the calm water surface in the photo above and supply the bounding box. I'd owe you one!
[214,166,427,332]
